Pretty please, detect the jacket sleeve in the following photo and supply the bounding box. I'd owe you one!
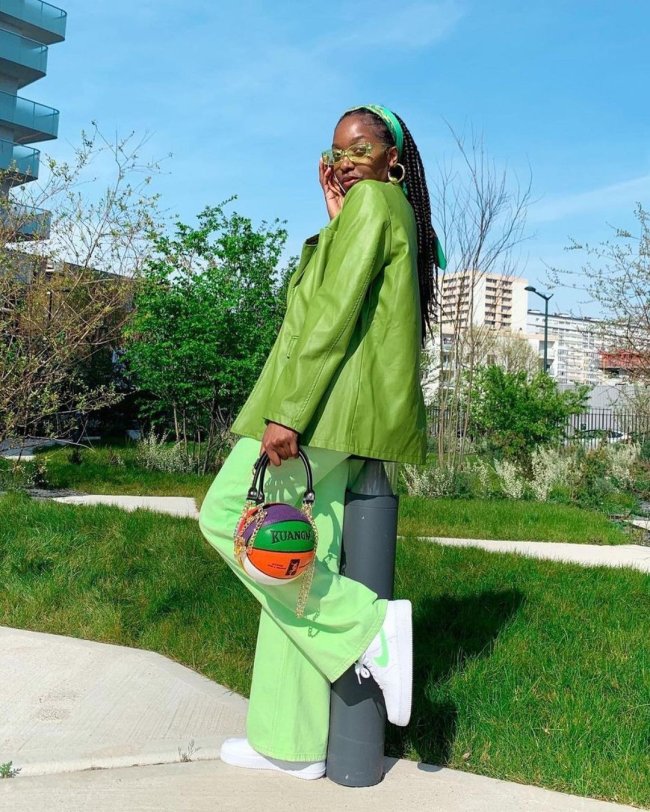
[264,181,391,434]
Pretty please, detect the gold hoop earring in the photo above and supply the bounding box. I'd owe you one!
[388,163,406,184]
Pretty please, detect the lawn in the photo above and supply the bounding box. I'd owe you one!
[30,443,642,545]
[35,442,215,502]
[0,492,647,807]
[399,496,638,545]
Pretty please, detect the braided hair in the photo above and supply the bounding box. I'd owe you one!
[337,108,442,344]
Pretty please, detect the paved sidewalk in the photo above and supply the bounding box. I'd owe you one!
[1,758,639,812]
[48,494,650,572]
[53,494,200,519]
[421,536,650,573]
[0,627,639,812]
[0,627,246,775]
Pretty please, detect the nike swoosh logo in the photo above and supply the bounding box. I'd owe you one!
[374,628,389,668]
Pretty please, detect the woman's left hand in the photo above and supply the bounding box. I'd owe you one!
[319,158,345,220]
[261,421,300,466]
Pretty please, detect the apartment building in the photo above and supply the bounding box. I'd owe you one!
[424,268,626,398]
[0,0,67,239]
[526,310,610,386]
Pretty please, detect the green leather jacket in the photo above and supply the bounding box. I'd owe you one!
[231,179,427,464]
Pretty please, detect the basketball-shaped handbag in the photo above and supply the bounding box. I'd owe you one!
[234,450,318,616]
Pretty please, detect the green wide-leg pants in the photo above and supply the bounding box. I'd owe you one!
[198,437,388,761]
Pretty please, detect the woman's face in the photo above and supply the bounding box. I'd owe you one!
[329,114,399,193]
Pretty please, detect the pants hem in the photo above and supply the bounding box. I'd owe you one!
[246,740,328,762]
[327,599,388,683]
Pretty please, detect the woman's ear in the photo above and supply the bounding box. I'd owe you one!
[386,145,399,168]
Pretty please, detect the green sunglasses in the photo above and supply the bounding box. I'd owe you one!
[321,142,388,168]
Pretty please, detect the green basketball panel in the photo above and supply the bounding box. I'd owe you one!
[254,519,315,553]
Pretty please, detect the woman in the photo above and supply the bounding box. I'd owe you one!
[199,104,445,780]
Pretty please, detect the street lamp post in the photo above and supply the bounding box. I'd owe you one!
[525,286,553,373]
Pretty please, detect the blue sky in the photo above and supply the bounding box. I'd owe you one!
[32,0,649,316]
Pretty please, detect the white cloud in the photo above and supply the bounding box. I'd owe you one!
[529,173,650,224]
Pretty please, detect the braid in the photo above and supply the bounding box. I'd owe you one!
[337,108,442,344]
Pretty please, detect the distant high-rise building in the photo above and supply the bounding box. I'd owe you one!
[424,268,626,399]
[526,309,611,386]
[0,0,67,239]
[439,270,528,332]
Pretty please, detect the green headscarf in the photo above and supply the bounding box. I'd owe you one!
[345,104,405,159]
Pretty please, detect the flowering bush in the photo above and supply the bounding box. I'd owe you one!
[401,442,643,514]
[604,443,640,489]
[0,458,48,490]
[465,458,496,498]
[402,463,456,498]
[493,459,526,499]
[529,447,574,501]
[135,430,196,474]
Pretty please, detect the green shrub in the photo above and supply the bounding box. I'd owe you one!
[571,447,615,508]
[638,439,650,461]
[470,366,588,462]
[413,444,642,515]
[630,460,650,501]
[0,458,48,490]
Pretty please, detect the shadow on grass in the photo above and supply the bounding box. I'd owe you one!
[386,588,524,766]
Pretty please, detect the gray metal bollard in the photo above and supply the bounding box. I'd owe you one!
[326,458,399,787]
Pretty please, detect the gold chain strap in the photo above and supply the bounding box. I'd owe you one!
[234,495,319,619]
[234,501,265,566]
[295,501,318,618]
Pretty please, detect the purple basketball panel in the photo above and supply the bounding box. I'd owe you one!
[240,503,308,543]
[262,502,305,524]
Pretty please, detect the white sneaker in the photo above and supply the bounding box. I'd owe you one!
[354,599,413,727]
[220,737,326,780]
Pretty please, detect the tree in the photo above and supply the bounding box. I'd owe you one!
[427,127,533,467]
[0,125,162,445]
[490,332,540,376]
[548,204,650,380]
[124,203,295,473]
[470,365,589,463]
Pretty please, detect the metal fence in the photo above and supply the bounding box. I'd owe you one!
[427,407,650,443]
[566,410,650,441]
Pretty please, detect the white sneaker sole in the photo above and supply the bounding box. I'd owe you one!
[220,739,326,780]
[390,599,413,727]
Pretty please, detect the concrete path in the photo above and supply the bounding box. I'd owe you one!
[47,494,650,572]
[0,627,638,812]
[420,536,650,573]
[0,627,246,776]
[1,758,639,812]
[53,494,200,519]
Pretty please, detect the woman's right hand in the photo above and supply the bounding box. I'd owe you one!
[260,421,300,467]
[319,158,345,220]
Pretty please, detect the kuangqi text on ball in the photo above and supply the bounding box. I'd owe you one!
[270,530,313,543]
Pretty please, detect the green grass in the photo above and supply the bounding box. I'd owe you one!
[399,496,640,545]
[0,492,647,807]
[36,443,214,503]
[31,444,641,545]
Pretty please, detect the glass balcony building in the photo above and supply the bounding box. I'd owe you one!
[0,0,66,239]
[0,0,67,45]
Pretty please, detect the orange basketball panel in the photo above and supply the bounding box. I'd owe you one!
[247,548,314,579]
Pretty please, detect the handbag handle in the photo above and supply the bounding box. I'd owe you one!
[246,449,315,507]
